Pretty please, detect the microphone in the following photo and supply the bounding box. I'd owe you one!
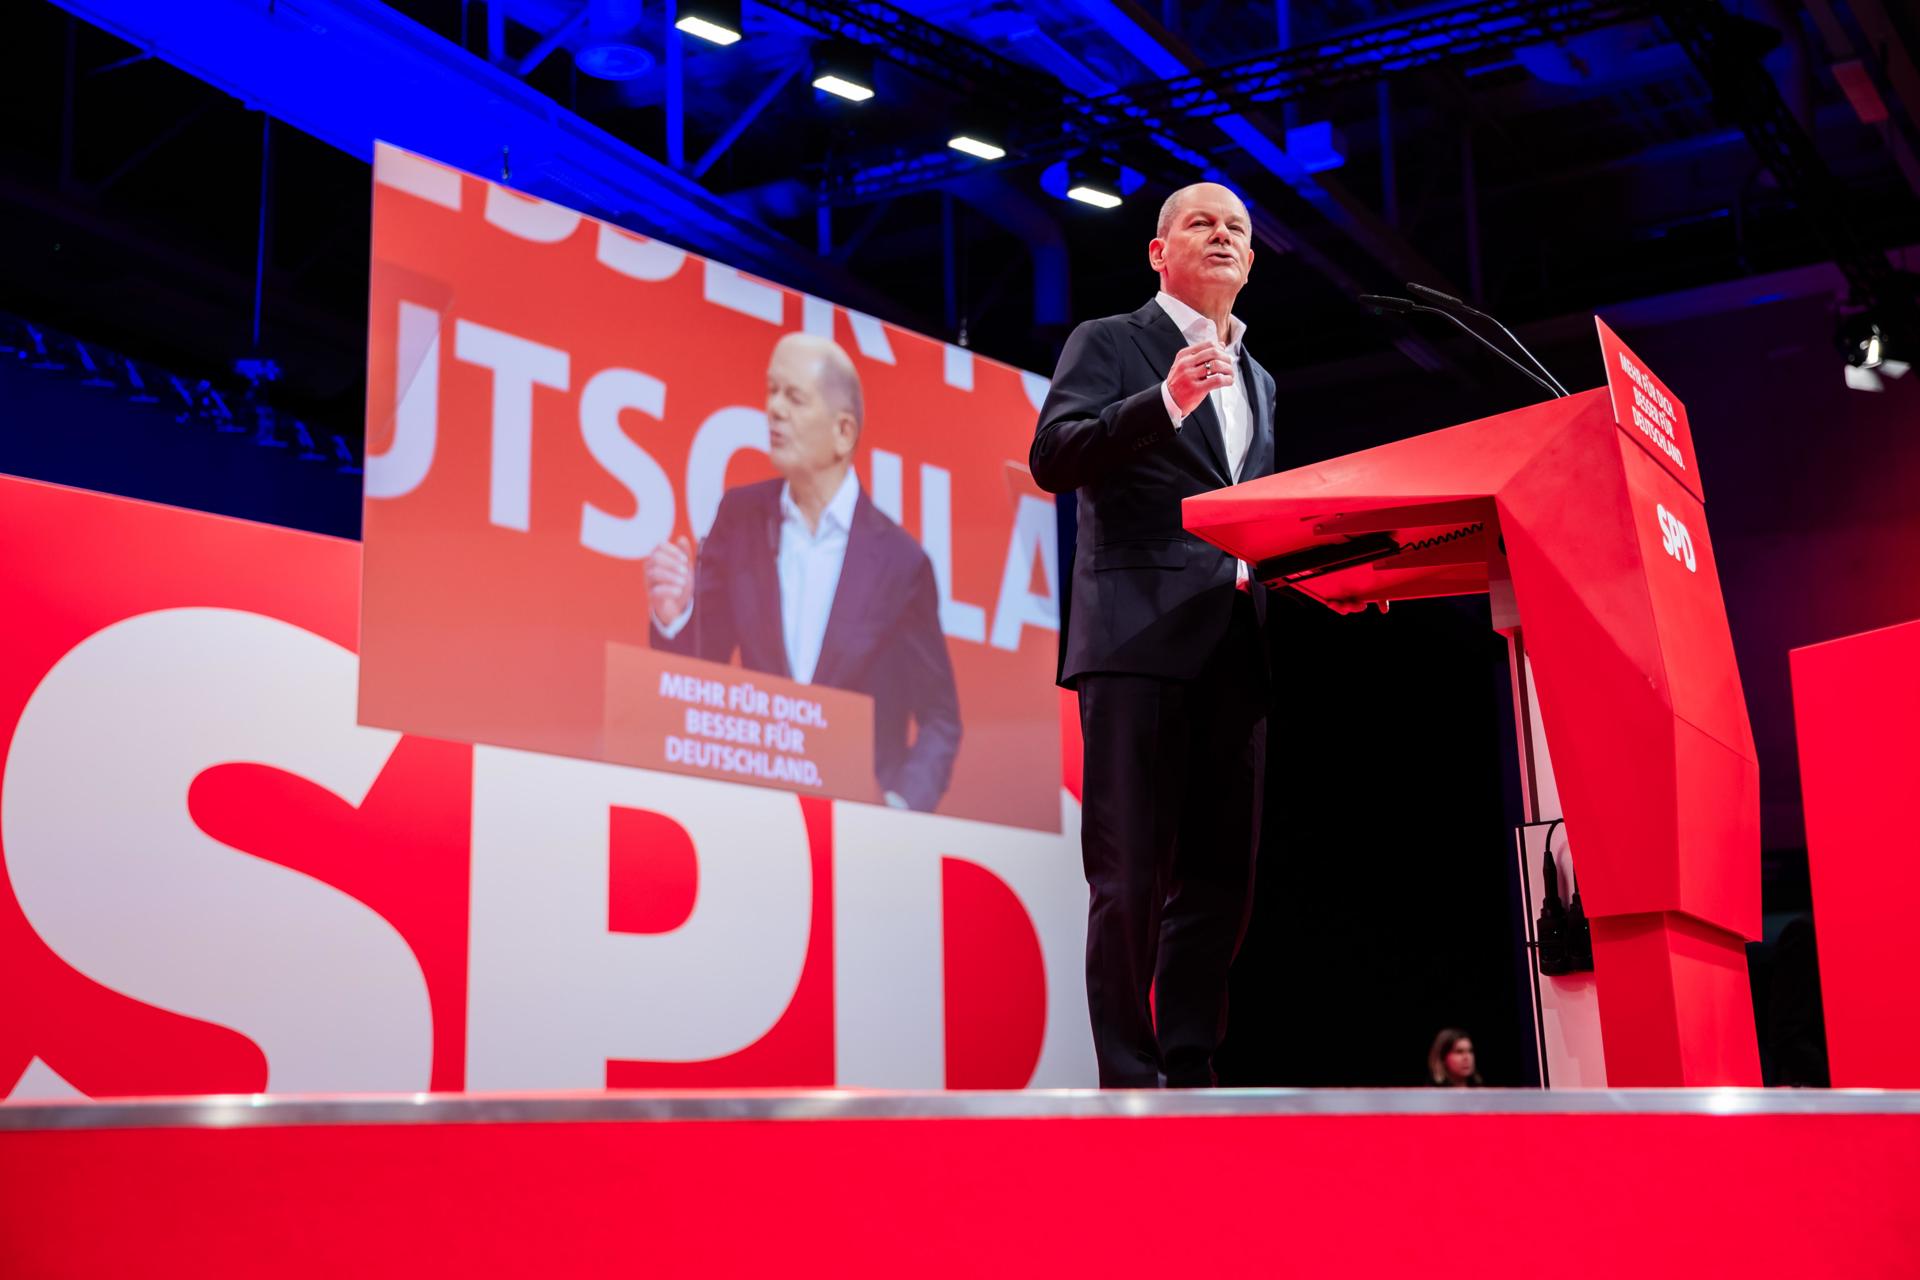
[1405,283,1570,397]
[1358,295,1560,399]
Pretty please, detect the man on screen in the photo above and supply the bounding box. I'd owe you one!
[645,332,962,812]
[1031,182,1276,1087]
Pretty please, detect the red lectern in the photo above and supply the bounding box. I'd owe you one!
[1185,321,1760,1086]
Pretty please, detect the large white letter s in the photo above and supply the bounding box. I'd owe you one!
[1,608,432,1093]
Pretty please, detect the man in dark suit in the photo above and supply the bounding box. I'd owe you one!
[1031,182,1276,1087]
[646,332,961,812]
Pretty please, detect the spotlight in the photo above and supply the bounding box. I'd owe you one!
[948,134,1007,161]
[1843,317,1884,369]
[812,42,875,102]
[1837,310,1913,391]
[1844,355,1910,393]
[675,0,741,46]
[1835,308,1881,368]
[1065,156,1124,209]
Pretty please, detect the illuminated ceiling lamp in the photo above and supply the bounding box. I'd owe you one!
[675,0,743,47]
[948,133,1008,161]
[948,115,1008,161]
[1065,155,1124,209]
[812,41,876,102]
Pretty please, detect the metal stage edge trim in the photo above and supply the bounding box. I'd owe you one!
[3,1088,1917,1131]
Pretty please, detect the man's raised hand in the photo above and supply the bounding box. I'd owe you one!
[646,535,695,628]
[1167,340,1237,417]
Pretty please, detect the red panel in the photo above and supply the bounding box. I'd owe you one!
[1496,410,1680,920]
[607,807,699,935]
[1592,913,1760,1086]
[1591,915,1680,1083]
[1791,618,1920,1087]
[605,797,836,1087]
[1182,391,1582,593]
[1184,356,1761,1083]
[1671,719,1761,940]
[941,859,1047,1089]
[3,1111,1915,1275]
[1618,438,1753,761]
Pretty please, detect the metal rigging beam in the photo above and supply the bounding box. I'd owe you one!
[824,0,1655,205]
[44,0,903,321]
[754,0,1093,108]
[1068,0,1461,371]
[1658,0,1909,312]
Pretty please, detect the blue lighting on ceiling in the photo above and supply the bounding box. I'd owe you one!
[1284,121,1346,174]
[576,43,655,80]
[1037,157,1148,201]
[47,0,885,311]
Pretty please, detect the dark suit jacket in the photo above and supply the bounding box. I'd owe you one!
[1030,299,1277,686]
[651,477,962,812]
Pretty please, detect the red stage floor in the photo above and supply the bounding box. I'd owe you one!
[4,1089,1917,1277]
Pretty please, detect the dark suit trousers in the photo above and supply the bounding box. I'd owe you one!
[1076,590,1266,1087]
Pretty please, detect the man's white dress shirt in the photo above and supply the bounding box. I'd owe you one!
[1155,290,1252,481]
[1155,290,1254,584]
[776,469,859,684]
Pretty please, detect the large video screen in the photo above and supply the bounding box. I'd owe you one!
[358,144,1062,832]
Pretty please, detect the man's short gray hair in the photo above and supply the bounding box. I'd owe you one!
[774,331,864,434]
[1156,188,1189,240]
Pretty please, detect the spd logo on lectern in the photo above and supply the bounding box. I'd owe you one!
[1656,504,1697,573]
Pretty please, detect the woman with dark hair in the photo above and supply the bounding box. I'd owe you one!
[1427,1028,1484,1087]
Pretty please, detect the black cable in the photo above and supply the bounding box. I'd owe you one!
[1406,283,1570,396]
[1360,295,1559,398]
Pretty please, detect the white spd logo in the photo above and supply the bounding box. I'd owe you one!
[1656,504,1697,573]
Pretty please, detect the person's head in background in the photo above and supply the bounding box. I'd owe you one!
[1427,1028,1483,1087]
[765,332,863,518]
